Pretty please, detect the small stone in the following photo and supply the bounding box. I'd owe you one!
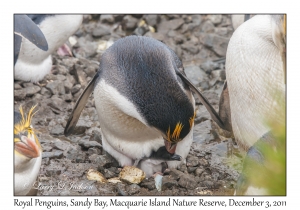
[42,150,63,159]
[162,176,178,190]
[40,87,51,98]
[14,89,26,100]
[122,15,138,30]
[76,153,86,163]
[178,173,197,190]
[46,80,65,95]
[199,158,209,166]
[195,168,205,176]
[50,124,64,135]
[181,42,199,54]
[53,140,69,151]
[201,20,215,33]
[119,166,146,184]
[184,65,208,86]
[14,83,22,90]
[140,177,156,190]
[100,14,114,24]
[202,34,230,57]
[207,15,223,25]
[116,183,128,196]
[79,140,102,149]
[88,147,102,155]
[92,24,111,37]
[71,84,82,95]
[87,169,107,183]
[108,177,122,184]
[144,15,159,27]
[126,184,141,195]
[201,180,214,188]
[200,60,220,73]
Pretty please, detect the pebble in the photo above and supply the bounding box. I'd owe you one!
[79,140,102,149]
[42,150,63,159]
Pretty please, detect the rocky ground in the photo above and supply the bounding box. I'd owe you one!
[14,14,245,196]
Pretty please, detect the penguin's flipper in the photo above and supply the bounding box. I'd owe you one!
[64,74,99,136]
[14,34,22,65]
[176,70,228,131]
[218,81,233,132]
[14,15,48,51]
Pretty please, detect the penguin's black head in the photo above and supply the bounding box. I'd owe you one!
[160,110,196,154]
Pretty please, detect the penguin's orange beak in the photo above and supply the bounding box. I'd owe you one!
[15,135,40,159]
[164,140,177,154]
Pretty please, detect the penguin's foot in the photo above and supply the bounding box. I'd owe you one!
[57,44,73,57]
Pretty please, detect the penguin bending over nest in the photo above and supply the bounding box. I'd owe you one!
[14,105,42,195]
[14,14,83,82]
[65,36,228,177]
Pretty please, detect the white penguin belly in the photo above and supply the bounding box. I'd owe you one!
[226,15,285,149]
[14,155,42,195]
[94,80,164,164]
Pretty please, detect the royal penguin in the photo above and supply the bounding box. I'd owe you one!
[14,14,83,82]
[14,105,42,195]
[220,15,286,195]
[14,15,48,65]
[65,36,227,177]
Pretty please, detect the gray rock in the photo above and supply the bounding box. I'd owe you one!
[76,153,86,163]
[117,183,128,196]
[187,156,200,167]
[181,41,199,54]
[40,87,51,98]
[126,184,140,195]
[157,18,184,33]
[170,169,197,190]
[207,15,223,25]
[133,27,147,36]
[88,147,102,155]
[71,84,82,95]
[50,124,64,135]
[143,14,159,26]
[201,180,214,188]
[199,158,209,166]
[53,140,69,151]
[184,65,208,86]
[195,168,205,176]
[140,177,156,190]
[56,64,68,75]
[14,83,22,90]
[46,80,65,95]
[92,24,111,37]
[100,15,114,24]
[200,60,220,73]
[193,120,214,144]
[122,15,138,30]
[64,93,73,102]
[79,140,102,149]
[201,20,215,33]
[24,85,41,97]
[14,89,26,100]
[42,150,63,159]
[202,34,230,57]
[162,176,178,190]
[103,168,116,179]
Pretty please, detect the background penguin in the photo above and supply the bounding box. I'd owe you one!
[221,15,286,195]
[65,36,226,177]
[14,105,42,195]
[14,14,83,82]
[14,15,48,65]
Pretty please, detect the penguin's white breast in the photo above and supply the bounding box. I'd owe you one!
[226,15,285,149]
[94,79,164,160]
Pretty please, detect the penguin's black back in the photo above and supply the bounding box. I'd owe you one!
[96,36,194,138]
[27,14,54,25]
